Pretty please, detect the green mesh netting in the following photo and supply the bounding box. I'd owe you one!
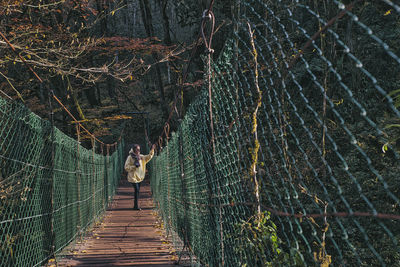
[0,98,124,267]
[150,1,400,266]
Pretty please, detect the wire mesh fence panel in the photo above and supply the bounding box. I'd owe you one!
[0,98,125,267]
[151,0,400,266]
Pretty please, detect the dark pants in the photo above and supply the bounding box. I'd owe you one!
[132,182,141,208]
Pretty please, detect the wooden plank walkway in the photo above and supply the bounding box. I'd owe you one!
[56,178,179,266]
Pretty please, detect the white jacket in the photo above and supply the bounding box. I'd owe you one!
[124,148,154,183]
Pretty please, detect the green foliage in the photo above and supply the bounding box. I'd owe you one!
[234,211,305,267]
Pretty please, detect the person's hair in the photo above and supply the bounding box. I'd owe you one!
[130,144,141,167]
[132,144,140,150]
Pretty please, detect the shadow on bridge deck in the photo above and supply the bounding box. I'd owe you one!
[55,178,179,266]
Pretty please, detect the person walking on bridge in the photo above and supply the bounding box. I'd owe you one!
[124,143,156,210]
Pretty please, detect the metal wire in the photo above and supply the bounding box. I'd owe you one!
[150,0,400,266]
[0,98,125,266]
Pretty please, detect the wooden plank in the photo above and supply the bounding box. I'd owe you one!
[55,178,179,266]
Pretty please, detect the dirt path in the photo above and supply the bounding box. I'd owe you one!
[56,178,178,267]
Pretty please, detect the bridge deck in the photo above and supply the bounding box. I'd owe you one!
[56,178,178,266]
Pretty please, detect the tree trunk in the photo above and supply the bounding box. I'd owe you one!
[139,0,169,118]
[84,87,99,107]
[96,0,108,36]
[160,0,172,45]
[96,84,102,106]
[107,76,119,108]
[139,0,154,36]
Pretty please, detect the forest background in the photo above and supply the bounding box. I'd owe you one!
[0,0,233,147]
[2,1,400,266]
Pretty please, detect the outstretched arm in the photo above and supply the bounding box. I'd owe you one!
[143,144,156,163]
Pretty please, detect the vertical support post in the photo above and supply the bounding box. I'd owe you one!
[101,144,105,210]
[166,136,171,231]
[178,124,189,255]
[202,7,224,265]
[105,145,110,205]
[233,0,241,156]
[144,114,150,152]
[76,124,82,239]
[48,89,56,261]
[91,138,96,218]
[146,114,150,149]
